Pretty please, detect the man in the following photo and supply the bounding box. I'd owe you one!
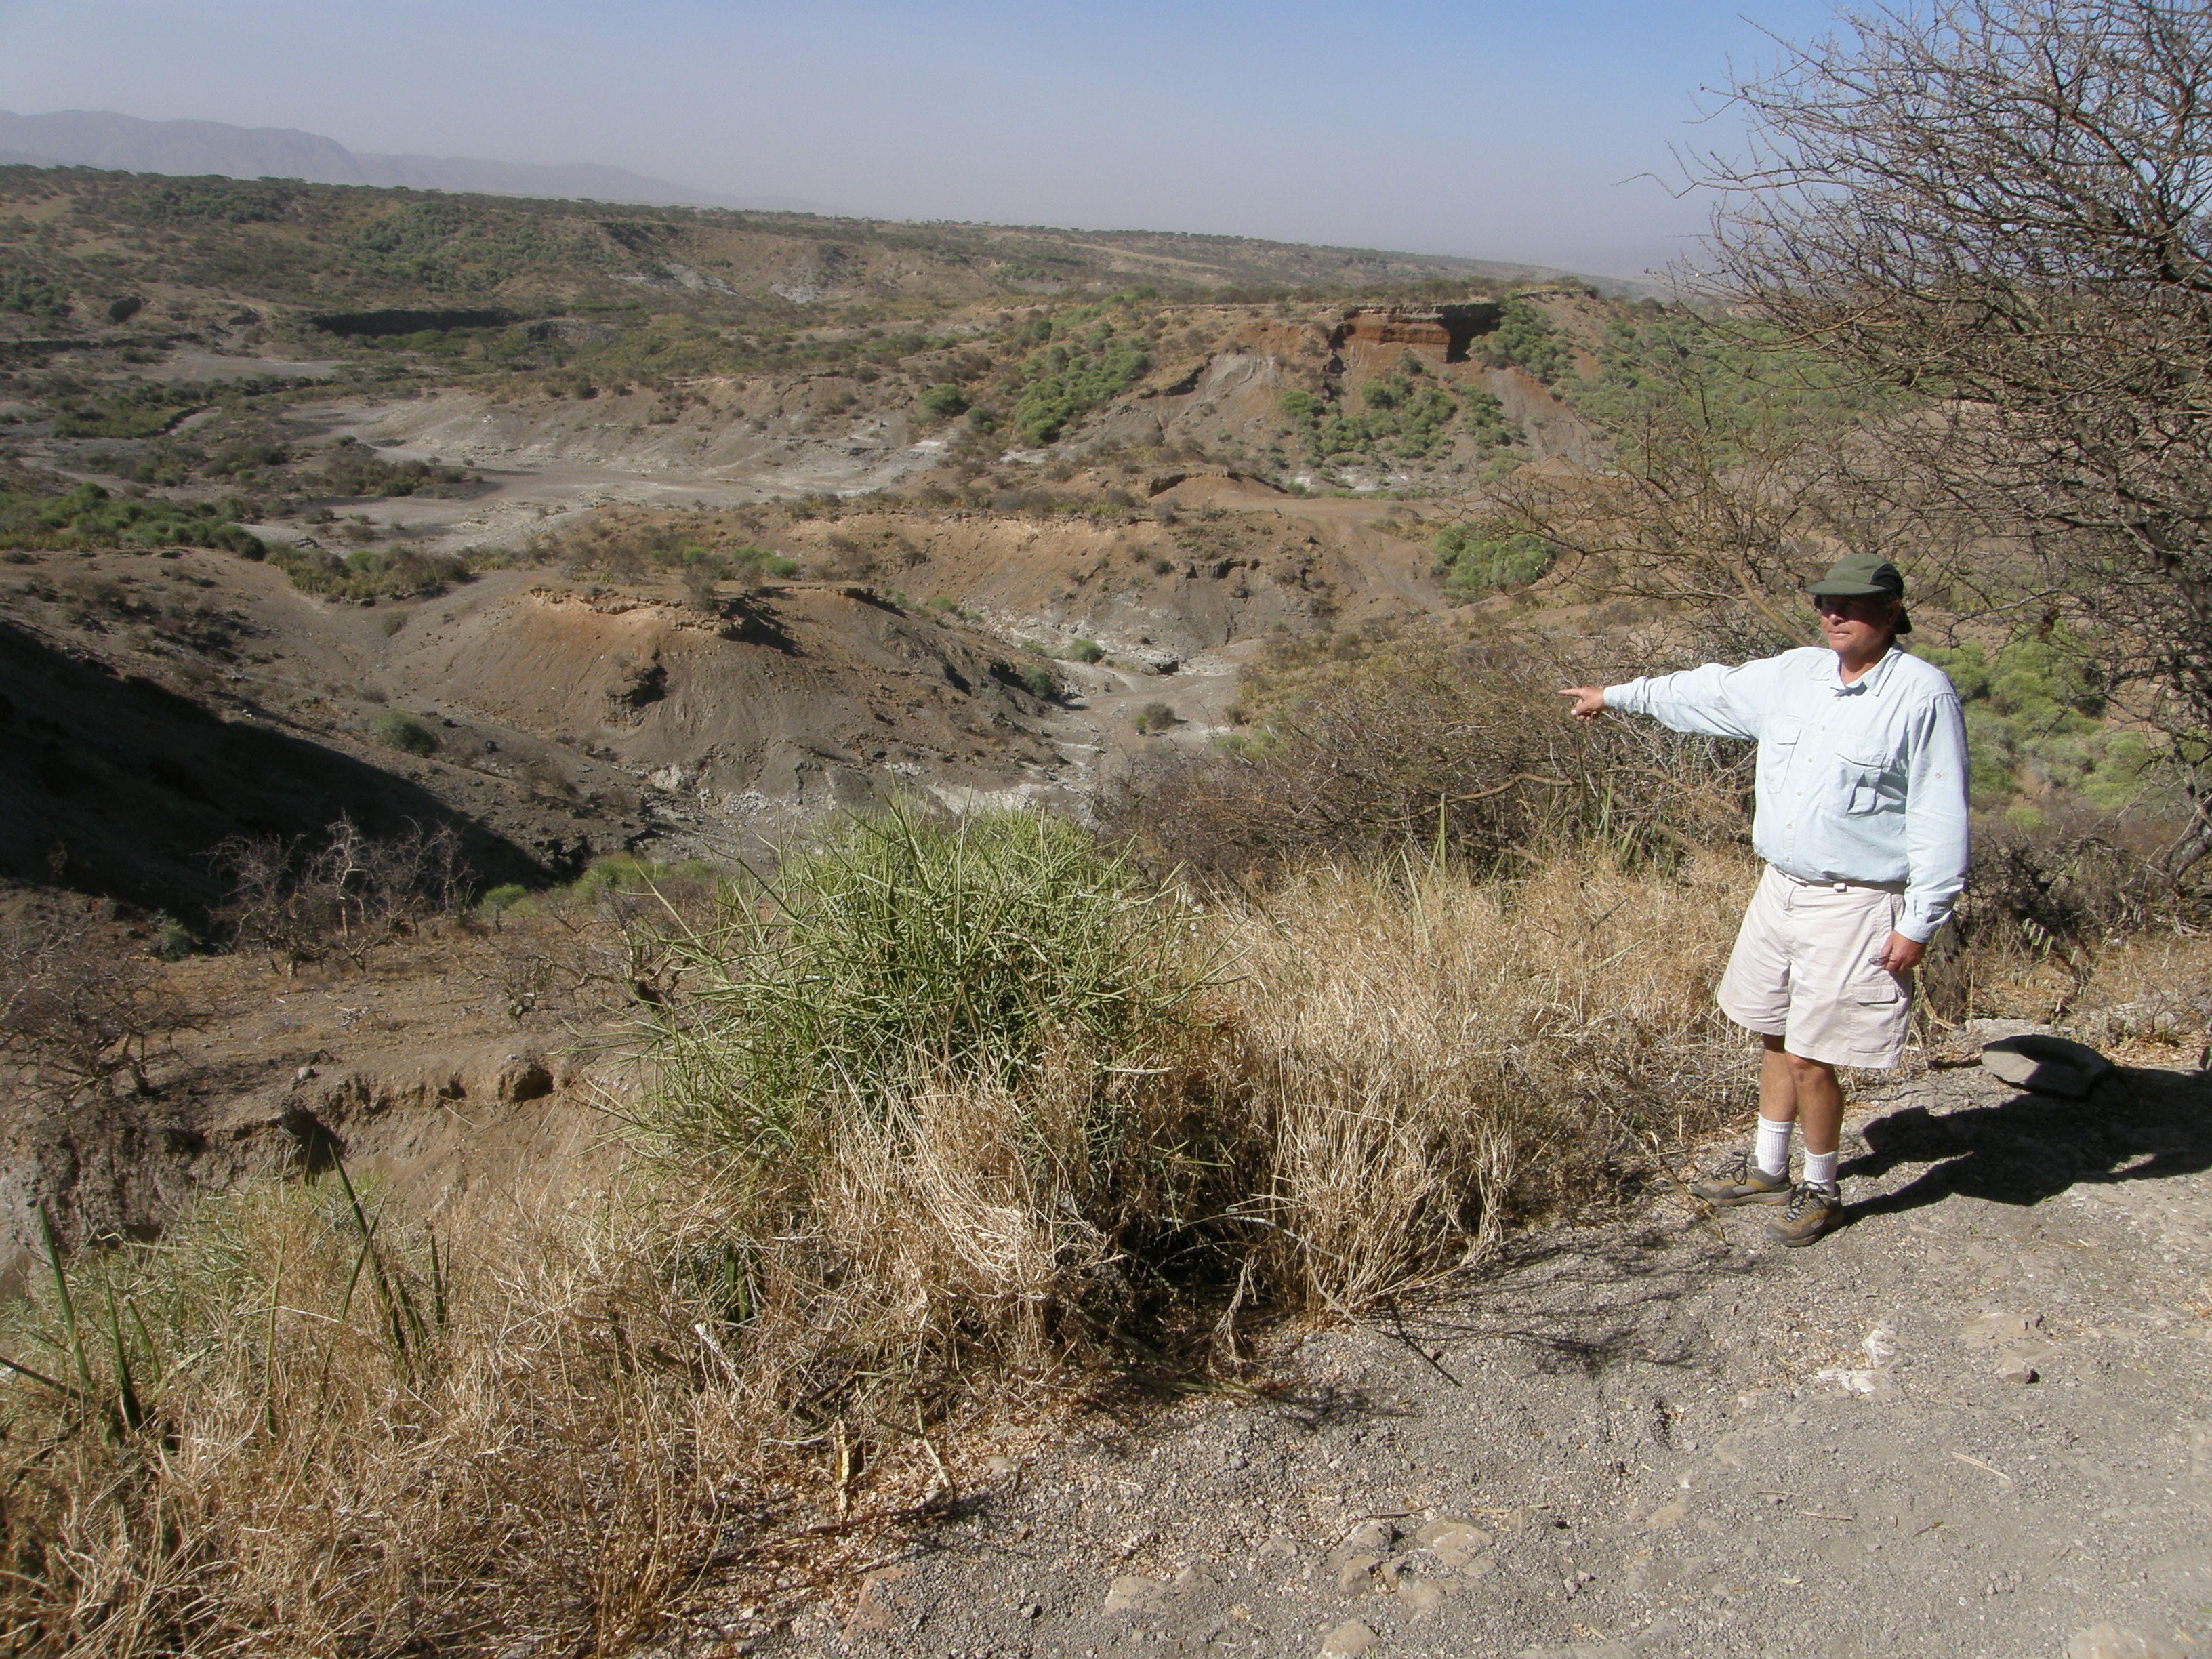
[1559,554,1969,1245]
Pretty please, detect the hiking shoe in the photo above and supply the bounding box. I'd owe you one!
[1767,1181,1843,1247]
[1687,1151,1792,1206]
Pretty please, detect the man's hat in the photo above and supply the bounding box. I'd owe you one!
[1807,552,1910,633]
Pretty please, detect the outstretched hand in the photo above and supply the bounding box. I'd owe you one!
[1559,685,1607,720]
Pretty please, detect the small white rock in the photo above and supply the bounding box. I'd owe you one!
[1102,1575,1172,1615]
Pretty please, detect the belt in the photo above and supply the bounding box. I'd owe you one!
[1769,866,1907,895]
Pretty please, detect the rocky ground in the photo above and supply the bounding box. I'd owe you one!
[747,1046,2211,1659]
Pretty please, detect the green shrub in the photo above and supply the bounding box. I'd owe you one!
[642,804,1202,1160]
[270,543,468,600]
[348,199,586,293]
[1012,321,1150,445]
[129,180,291,224]
[1429,522,1553,592]
[1460,388,1524,449]
[1063,637,1105,663]
[729,544,800,580]
[1282,377,1459,464]
[567,853,716,900]
[311,445,477,499]
[1481,297,1570,384]
[996,657,1060,699]
[367,712,438,756]
[150,913,197,960]
[918,382,970,419]
[0,267,68,318]
[51,398,197,440]
[1917,634,2169,815]
[475,882,529,918]
[0,481,262,554]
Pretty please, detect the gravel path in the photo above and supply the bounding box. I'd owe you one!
[781,1054,2212,1659]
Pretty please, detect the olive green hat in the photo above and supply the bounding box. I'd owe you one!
[1807,552,1910,634]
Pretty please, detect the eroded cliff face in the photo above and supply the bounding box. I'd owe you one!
[1330,302,1504,368]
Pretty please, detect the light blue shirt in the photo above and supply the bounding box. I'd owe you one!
[1605,645,1970,942]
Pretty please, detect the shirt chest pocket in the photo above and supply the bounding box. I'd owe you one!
[1838,747,1900,815]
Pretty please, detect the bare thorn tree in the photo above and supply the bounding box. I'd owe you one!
[1692,0,2212,869]
[0,909,190,1102]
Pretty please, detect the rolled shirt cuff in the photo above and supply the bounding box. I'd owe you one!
[1896,909,1947,945]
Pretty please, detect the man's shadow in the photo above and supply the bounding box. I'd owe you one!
[1841,1064,2212,1222]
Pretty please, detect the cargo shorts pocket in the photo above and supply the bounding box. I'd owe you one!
[1845,934,1909,1004]
[1852,970,1906,1004]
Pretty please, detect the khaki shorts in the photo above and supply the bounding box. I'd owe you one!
[1716,865,1913,1069]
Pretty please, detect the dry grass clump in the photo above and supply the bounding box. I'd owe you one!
[641,811,1763,1392]
[0,812,1765,1656]
[0,1177,774,1658]
[1217,848,1757,1308]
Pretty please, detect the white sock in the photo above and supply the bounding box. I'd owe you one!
[1755,1116,1793,1179]
[1803,1149,1839,1190]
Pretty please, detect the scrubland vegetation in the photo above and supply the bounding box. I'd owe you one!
[7,3,2212,1650]
[3,717,2203,1655]
[0,796,1765,1656]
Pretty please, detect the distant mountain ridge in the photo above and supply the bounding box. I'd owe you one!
[0,108,841,216]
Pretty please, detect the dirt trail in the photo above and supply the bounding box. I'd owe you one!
[784,1052,2212,1659]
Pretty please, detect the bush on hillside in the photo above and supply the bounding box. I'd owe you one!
[1282,375,1460,464]
[918,382,970,419]
[0,481,262,554]
[1481,296,1570,384]
[528,516,798,589]
[270,542,468,599]
[128,179,292,224]
[368,711,438,756]
[310,442,478,499]
[1917,633,2169,818]
[215,815,469,969]
[1430,521,1553,592]
[0,904,190,1103]
[1012,321,1150,445]
[643,804,1206,1159]
[0,266,68,317]
[1460,386,1525,450]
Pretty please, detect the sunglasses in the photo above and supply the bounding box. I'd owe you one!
[1813,594,1896,619]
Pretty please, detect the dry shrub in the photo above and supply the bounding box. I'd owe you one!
[0,902,188,1102]
[1216,848,1757,1307]
[0,1176,775,1658]
[1919,813,2212,1028]
[468,857,720,1027]
[1105,630,1752,881]
[646,811,1763,1387]
[215,816,469,970]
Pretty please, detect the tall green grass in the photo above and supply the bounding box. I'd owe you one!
[641,802,1210,1162]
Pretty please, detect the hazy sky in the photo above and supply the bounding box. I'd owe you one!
[0,0,1844,278]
